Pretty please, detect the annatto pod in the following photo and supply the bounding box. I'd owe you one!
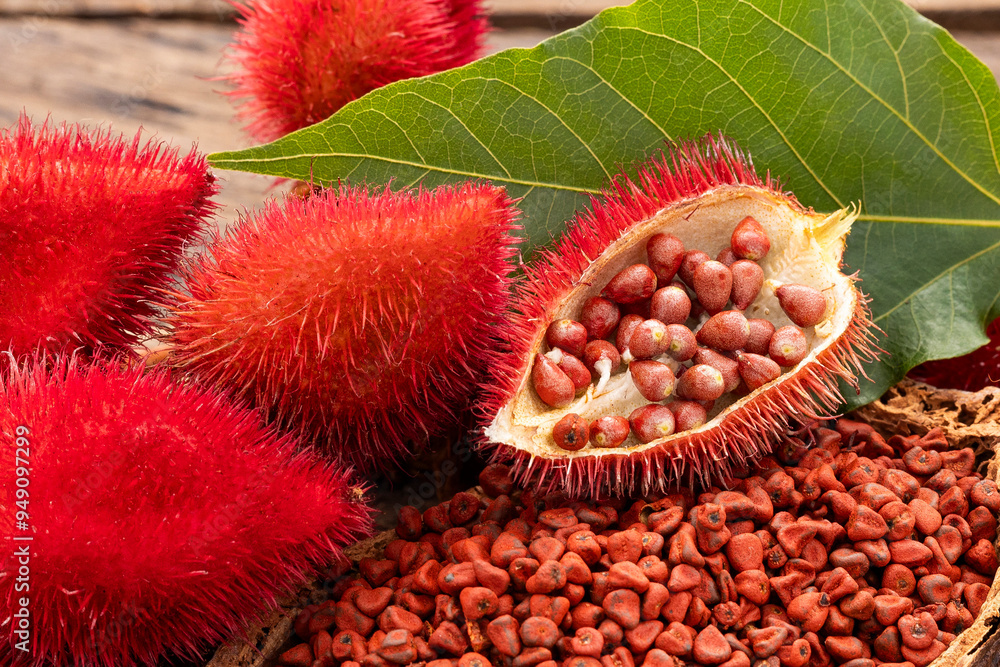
[477,135,880,497]
[165,183,520,474]
[0,354,372,667]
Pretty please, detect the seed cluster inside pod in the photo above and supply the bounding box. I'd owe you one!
[277,418,999,667]
[535,216,831,453]
[479,136,881,497]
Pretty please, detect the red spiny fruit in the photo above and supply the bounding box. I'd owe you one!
[0,355,372,667]
[909,317,1000,391]
[478,135,882,497]
[0,113,217,364]
[165,183,520,473]
[223,0,489,142]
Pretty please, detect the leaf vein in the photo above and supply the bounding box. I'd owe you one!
[740,0,1000,208]
[609,23,844,208]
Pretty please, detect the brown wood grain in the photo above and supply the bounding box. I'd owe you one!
[1,0,999,17]
[3,18,999,233]
[0,18,555,229]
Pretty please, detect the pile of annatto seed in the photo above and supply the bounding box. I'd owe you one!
[280,418,999,667]
[533,216,830,452]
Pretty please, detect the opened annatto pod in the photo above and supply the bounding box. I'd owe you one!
[478,136,881,497]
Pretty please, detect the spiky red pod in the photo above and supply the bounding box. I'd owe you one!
[223,0,489,142]
[909,317,1000,391]
[0,355,372,667]
[165,183,520,473]
[477,136,882,498]
[0,114,217,364]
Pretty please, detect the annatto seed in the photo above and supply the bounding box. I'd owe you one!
[552,413,590,452]
[675,364,725,401]
[628,404,676,443]
[290,416,999,667]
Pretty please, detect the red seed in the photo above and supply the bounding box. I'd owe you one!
[675,364,725,401]
[479,463,513,497]
[395,506,423,540]
[731,216,771,261]
[693,348,741,393]
[692,260,733,314]
[427,620,468,655]
[602,589,641,629]
[745,318,775,355]
[377,629,416,664]
[449,492,481,525]
[726,533,764,572]
[898,612,938,650]
[776,638,811,667]
[520,616,560,648]
[769,325,808,367]
[716,246,737,266]
[668,400,708,432]
[775,284,827,327]
[589,415,631,448]
[966,539,999,575]
[909,498,942,535]
[737,352,781,390]
[696,310,750,350]
[630,360,676,401]
[580,297,620,339]
[599,565,646,602]
[882,563,917,596]
[608,530,644,563]
[646,233,685,283]
[663,324,698,361]
[824,636,864,662]
[553,351,592,393]
[747,625,787,658]
[532,354,575,408]
[278,644,313,667]
[629,319,671,359]
[846,505,888,541]
[629,404,676,443]
[971,479,1000,511]
[570,627,605,658]
[616,314,645,353]
[355,587,394,617]
[529,535,565,562]
[552,413,590,452]
[692,625,732,665]
[603,264,658,304]
[486,615,521,657]
[650,285,692,325]
[458,652,492,667]
[904,446,942,476]
[729,259,763,310]
[583,340,622,376]
[678,249,710,286]
[546,319,588,357]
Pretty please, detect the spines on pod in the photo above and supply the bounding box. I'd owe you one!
[477,135,881,498]
[166,182,521,473]
[0,354,372,667]
[0,113,217,365]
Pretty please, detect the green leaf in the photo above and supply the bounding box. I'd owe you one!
[209,0,1000,407]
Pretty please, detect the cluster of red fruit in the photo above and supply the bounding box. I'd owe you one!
[279,417,998,667]
[532,216,829,451]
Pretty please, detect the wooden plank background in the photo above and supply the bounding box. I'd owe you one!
[2,1,1000,227]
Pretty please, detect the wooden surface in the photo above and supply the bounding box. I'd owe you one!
[2,3,1000,229]
[0,18,555,227]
